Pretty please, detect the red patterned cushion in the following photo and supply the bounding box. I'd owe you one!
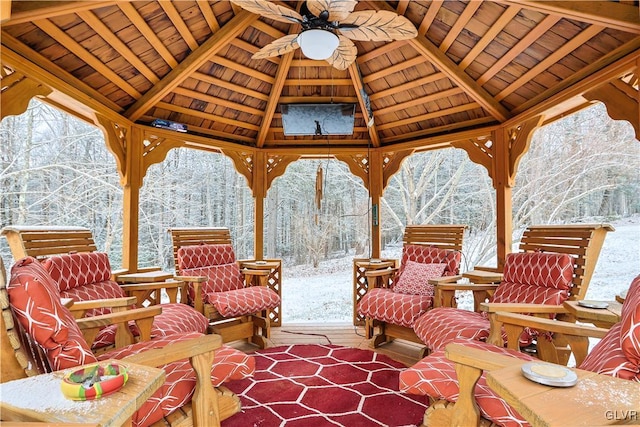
[415,308,491,351]
[393,261,446,296]
[399,245,461,278]
[208,286,281,317]
[102,334,255,426]
[580,275,640,380]
[43,252,112,291]
[7,257,97,370]
[177,244,237,269]
[357,288,433,328]
[400,339,535,427]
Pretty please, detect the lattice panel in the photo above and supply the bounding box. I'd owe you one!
[241,260,282,326]
[352,258,396,326]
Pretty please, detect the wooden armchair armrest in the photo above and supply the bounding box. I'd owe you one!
[364,267,397,290]
[124,334,224,426]
[174,275,206,282]
[428,275,462,285]
[433,282,498,309]
[488,311,609,365]
[479,302,567,314]
[473,266,501,273]
[69,296,137,319]
[436,283,499,291]
[77,306,162,349]
[120,280,188,305]
[364,267,398,278]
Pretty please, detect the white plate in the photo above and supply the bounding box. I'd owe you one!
[254,260,267,265]
[369,259,382,263]
[521,362,577,387]
[578,300,609,309]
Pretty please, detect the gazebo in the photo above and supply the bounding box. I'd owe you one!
[1,0,638,274]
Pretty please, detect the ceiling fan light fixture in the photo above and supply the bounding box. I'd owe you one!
[298,29,339,60]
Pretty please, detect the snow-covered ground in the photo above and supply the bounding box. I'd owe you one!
[282,218,640,323]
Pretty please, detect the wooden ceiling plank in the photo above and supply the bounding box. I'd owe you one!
[192,71,269,101]
[77,10,159,84]
[382,127,495,152]
[252,20,286,39]
[212,55,275,83]
[369,72,446,101]
[478,14,560,85]
[5,1,115,26]
[158,0,198,51]
[357,40,410,64]
[496,0,640,34]
[1,34,124,119]
[375,87,465,116]
[123,10,258,121]
[197,1,220,32]
[33,18,141,99]
[278,96,358,103]
[284,78,352,86]
[496,25,604,101]
[377,102,481,131]
[257,49,295,147]
[396,0,410,16]
[156,101,260,131]
[382,116,496,143]
[510,39,640,120]
[349,62,381,147]
[418,0,443,35]
[362,1,509,122]
[1,1,11,23]
[440,1,482,53]
[362,56,425,84]
[459,5,520,71]
[230,39,280,64]
[118,2,178,68]
[172,86,264,116]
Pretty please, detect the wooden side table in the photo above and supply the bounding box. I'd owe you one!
[114,270,173,284]
[486,362,640,426]
[352,258,396,325]
[563,300,622,328]
[0,360,165,426]
[240,259,282,326]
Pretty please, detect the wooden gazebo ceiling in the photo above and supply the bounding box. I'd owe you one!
[2,1,639,152]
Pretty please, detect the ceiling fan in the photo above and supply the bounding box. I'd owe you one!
[230,0,418,70]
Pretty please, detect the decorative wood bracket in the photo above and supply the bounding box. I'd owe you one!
[335,149,413,192]
[266,154,299,190]
[452,137,494,183]
[222,148,255,192]
[96,114,130,182]
[335,153,370,189]
[1,66,52,120]
[584,69,639,140]
[382,150,414,190]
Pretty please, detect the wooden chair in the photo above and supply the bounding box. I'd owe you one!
[1,226,208,351]
[400,273,640,427]
[1,256,250,427]
[414,223,614,360]
[169,227,282,348]
[356,224,467,349]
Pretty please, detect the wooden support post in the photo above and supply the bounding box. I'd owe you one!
[369,150,383,258]
[253,151,266,260]
[492,127,512,269]
[121,126,144,272]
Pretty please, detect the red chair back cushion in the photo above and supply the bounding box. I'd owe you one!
[8,257,97,371]
[399,244,461,278]
[177,244,244,299]
[491,252,574,305]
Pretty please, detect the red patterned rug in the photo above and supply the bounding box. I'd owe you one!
[221,344,429,427]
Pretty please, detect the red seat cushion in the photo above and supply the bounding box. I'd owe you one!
[209,286,282,317]
[415,252,574,351]
[357,288,433,328]
[399,339,535,427]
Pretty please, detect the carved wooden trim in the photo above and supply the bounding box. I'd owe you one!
[584,70,639,140]
[335,153,370,189]
[266,154,299,190]
[96,114,130,181]
[452,137,494,182]
[222,148,254,190]
[0,66,52,120]
[382,150,413,190]
[141,134,183,178]
[507,115,544,186]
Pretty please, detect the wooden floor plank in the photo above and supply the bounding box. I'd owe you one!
[231,323,424,367]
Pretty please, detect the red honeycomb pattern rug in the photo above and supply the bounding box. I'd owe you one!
[221,344,429,427]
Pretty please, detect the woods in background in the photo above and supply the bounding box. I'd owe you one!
[1,101,639,270]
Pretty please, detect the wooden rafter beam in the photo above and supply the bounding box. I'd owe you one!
[257,49,295,147]
[376,103,481,131]
[1,1,11,23]
[3,1,115,26]
[158,0,198,51]
[123,10,258,121]
[191,71,269,102]
[155,101,260,132]
[349,62,380,147]
[362,2,510,122]
[439,1,482,53]
[375,87,465,117]
[496,0,640,34]
[369,72,446,101]
[382,116,497,144]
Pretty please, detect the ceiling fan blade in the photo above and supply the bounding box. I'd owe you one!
[230,0,303,24]
[325,35,357,70]
[306,0,358,22]
[252,34,300,59]
[338,10,417,41]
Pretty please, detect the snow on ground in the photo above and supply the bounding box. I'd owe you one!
[282,218,640,323]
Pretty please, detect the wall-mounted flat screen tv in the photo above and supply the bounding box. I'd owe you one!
[281,104,356,136]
